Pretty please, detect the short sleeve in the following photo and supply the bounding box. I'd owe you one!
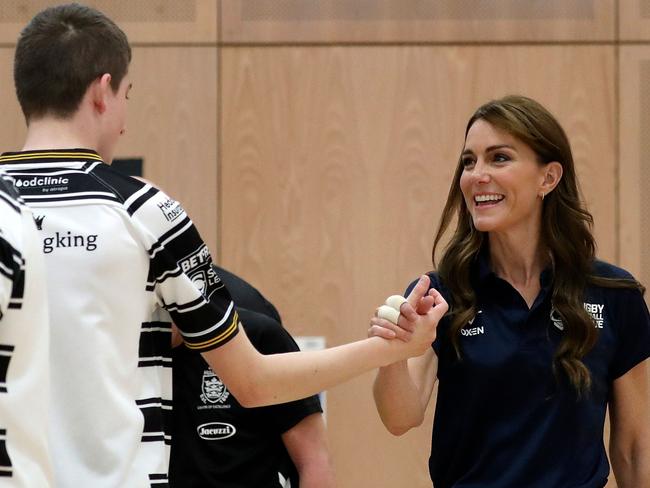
[610,288,650,379]
[128,185,239,352]
[241,309,322,434]
[0,178,24,318]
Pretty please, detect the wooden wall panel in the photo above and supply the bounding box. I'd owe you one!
[619,46,650,289]
[619,0,650,41]
[615,49,650,488]
[219,45,616,487]
[0,48,27,151]
[221,0,614,43]
[0,0,217,44]
[116,47,218,253]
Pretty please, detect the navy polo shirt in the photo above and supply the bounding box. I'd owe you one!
[406,257,650,488]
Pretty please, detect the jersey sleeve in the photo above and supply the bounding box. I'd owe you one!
[609,287,650,379]
[0,178,25,318]
[126,185,239,352]
[241,310,322,434]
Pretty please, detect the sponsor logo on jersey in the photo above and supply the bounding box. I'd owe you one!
[42,231,98,254]
[157,197,185,223]
[200,369,230,404]
[179,245,221,298]
[196,422,236,440]
[33,215,45,230]
[14,176,69,188]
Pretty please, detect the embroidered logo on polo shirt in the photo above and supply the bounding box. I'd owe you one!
[584,302,605,329]
[550,303,605,331]
[550,308,564,331]
[463,310,484,336]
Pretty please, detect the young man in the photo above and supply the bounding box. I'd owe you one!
[171,266,334,487]
[0,173,53,486]
[2,4,446,486]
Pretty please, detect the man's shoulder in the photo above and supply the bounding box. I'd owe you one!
[89,163,147,203]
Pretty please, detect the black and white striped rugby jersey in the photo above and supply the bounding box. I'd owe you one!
[0,149,239,488]
[0,172,53,487]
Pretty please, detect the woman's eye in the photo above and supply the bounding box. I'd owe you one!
[493,153,510,163]
[461,158,475,168]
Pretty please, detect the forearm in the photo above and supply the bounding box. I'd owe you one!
[204,333,423,407]
[611,447,650,488]
[283,413,335,487]
[373,359,430,435]
[296,457,336,488]
[249,336,421,406]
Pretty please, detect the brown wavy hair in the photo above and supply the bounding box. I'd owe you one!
[433,95,643,394]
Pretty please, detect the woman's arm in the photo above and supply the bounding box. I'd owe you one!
[609,358,650,488]
[373,348,438,435]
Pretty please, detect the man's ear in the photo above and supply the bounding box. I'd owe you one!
[90,73,113,114]
[540,161,563,196]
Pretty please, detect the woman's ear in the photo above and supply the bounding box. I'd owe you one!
[540,161,563,197]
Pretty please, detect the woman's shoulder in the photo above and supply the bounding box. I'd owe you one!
[590,259,636,280]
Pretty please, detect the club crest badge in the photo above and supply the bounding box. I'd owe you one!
[200,369,230,404]
[550,307,564,331]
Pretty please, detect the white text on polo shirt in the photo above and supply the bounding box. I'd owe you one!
[461,326,484,336]
[583,302,604,328]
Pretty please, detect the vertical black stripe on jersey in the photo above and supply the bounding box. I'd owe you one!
[7,264,24,310]
[136,398,172,445]
[0,430,11,477]
[149,473,169,487]
[0,236,21,281]
[0,346,15,394]
[138,322,172,368]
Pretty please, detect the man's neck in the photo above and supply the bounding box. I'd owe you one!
[21,116,97,153]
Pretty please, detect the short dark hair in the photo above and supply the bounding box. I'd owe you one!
[14,3,131,121]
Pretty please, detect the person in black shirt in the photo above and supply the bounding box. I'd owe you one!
[171,266,335,487]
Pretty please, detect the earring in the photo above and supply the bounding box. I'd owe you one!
[540,192,545,201]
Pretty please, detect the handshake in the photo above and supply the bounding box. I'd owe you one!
[369,275,449,358]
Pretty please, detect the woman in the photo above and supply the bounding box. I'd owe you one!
[371,96,650,488]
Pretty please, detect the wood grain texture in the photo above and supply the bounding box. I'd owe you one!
[619,46,649,288]
[619,0,650,41]
[0,48,27,151]
[221,0,614,43]
[219,45,616,487]
[0,0,217,44]
[118,47,218,252]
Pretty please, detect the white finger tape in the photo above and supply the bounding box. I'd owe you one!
[377,305,400,325]
[385,295,407,311]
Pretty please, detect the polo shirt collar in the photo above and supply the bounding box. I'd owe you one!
[472,243,554,292]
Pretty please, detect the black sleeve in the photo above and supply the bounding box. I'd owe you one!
[609,288,650,379]
[240,309,323,434]
[213,265,282,323]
